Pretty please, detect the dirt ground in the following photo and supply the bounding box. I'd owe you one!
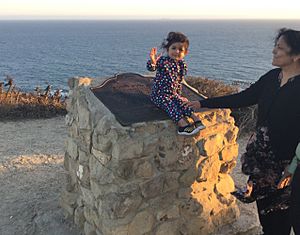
[0,117,261,235]
[0,117,81,235]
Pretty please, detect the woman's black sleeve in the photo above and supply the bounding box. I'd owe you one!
[200,74,267,109]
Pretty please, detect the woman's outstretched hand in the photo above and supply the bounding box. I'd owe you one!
[183,100,201,110]
[149,47,161,65]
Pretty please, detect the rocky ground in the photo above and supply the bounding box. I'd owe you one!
[0,117,262,235]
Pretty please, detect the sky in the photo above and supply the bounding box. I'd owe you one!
[0,0,300,20]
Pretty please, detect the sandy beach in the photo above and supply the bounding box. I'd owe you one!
[0,116,260,235]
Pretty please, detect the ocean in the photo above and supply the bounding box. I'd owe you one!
[0,20,299,92]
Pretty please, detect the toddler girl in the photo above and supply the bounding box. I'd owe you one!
[147,32,205,135]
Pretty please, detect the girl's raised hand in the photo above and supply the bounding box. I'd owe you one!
[149,48,161,65]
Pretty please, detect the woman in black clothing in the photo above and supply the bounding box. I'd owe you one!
[184,28,300,235]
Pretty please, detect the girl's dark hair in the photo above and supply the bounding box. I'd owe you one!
[275,28,300,55]
[161,32,189,50]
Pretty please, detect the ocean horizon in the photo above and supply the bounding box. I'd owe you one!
[1,19,300,92]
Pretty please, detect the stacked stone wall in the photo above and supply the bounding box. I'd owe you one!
[61,77,240,235]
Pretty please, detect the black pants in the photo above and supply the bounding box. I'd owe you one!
[256,199,291,235]
[291,165,300,235]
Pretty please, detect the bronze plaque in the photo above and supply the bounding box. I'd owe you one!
[91,73,205,126]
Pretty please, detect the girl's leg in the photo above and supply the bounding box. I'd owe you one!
[156,96,189,124]
[155,96,200,135]
[191,112,201,122]
[178,97,204,128]
[190,112,205,130]
[177,117,189,127]
[177,117,199,135]
[152,96,184,123]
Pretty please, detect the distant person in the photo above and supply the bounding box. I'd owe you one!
[146,32,205,135]
[184,28,300,234]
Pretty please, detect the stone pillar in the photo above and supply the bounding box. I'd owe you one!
[61,77,240,235]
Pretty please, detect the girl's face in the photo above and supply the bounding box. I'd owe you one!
[272,36,298,68]
[167,42,188,61]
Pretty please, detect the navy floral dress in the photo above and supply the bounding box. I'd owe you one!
[147,56,194,123]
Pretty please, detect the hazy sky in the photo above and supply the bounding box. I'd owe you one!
[1,0,300,20]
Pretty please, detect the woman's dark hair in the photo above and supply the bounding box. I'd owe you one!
[275,28,300,55]
[161,32,189,50]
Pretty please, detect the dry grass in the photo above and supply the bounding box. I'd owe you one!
[186,76,257,135]
[0,78,66,121]
[186,76,239,97]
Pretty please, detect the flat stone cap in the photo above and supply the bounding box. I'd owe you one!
[91,73,205,126]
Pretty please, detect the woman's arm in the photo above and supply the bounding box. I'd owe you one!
[200,75,267,109]
[184,71,272,110]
